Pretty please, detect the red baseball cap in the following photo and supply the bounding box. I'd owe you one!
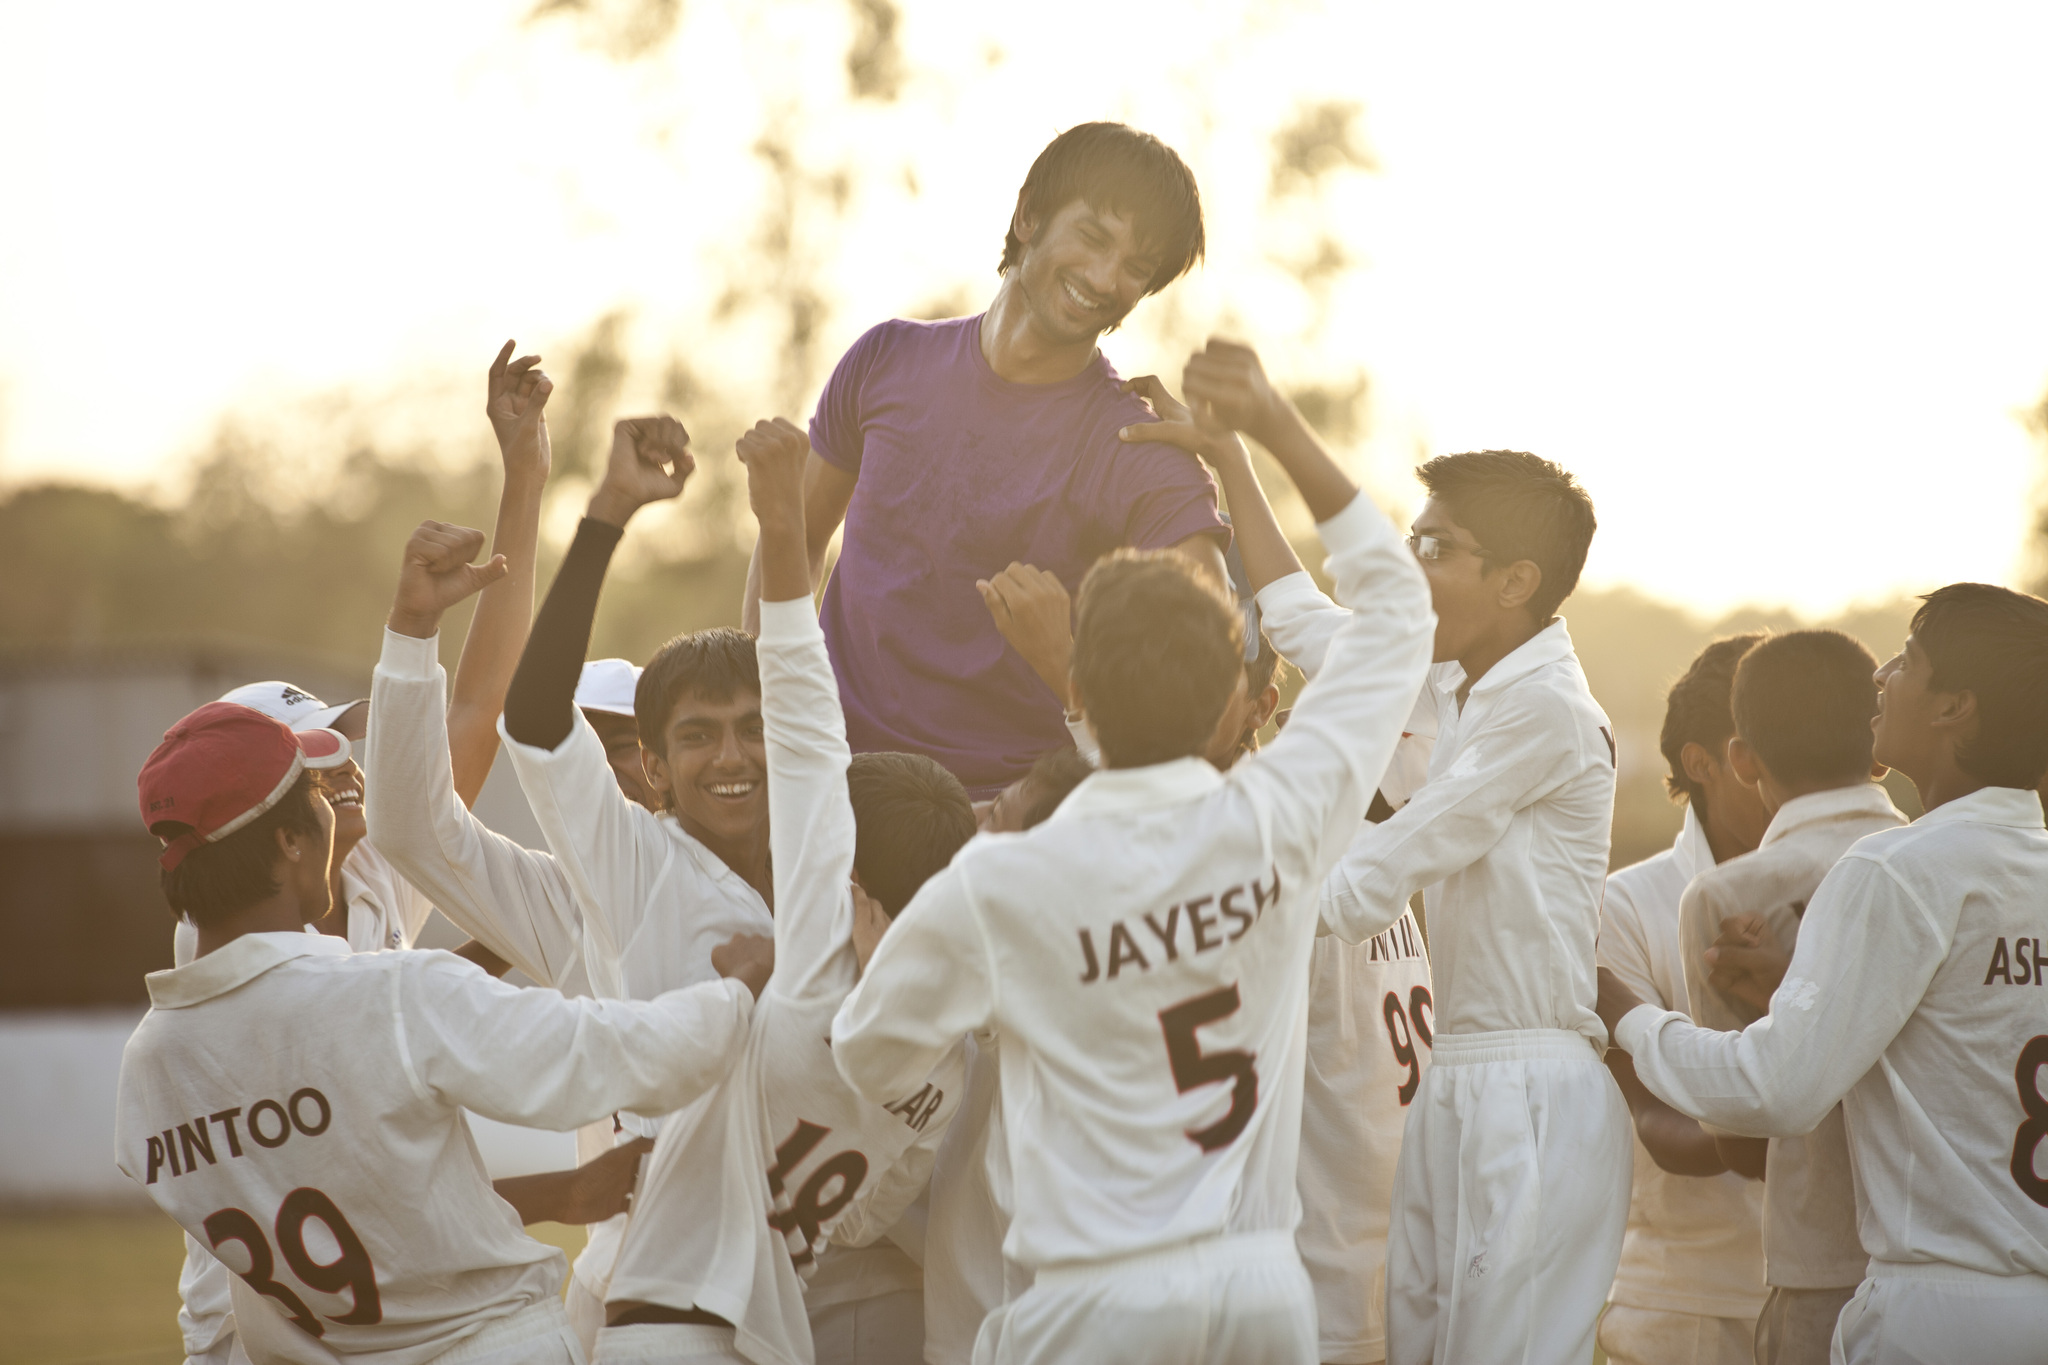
[138,701,352,870]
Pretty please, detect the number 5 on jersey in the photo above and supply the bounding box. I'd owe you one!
[1159,984,1258,1153]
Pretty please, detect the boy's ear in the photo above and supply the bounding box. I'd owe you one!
[1679,740,1719,789]
[1726,735,1764,789]
[1254,682,1281,730]
[1493,559,1544,615]
[640,747,674,806]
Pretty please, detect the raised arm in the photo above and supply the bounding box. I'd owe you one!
[742,452,855,635]
[743,416,862,995]
[445,342,553,808]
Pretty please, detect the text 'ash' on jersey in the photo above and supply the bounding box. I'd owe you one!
[604,597,962,1365]
[831,492,1435,1270]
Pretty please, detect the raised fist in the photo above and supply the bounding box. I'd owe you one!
[735,417,810,524]
[387,520,510,638]
[589,416,694,527]
[1181,339,1287,445]
[1115,374,1252,470]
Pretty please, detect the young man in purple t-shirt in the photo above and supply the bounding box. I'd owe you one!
[742,121,1230,797]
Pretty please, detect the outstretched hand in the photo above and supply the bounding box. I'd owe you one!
[486,341,553,477]
[1595,966,1649,1044]
[977,563,1074,707]
[588,416,694,528]
[387,520,510,639]
[1704,913,1790,1015]
[558,1137,654,1225]
[1115,374,1251,470]
[712,931,775,1000]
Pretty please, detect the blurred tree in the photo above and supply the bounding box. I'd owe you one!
[2023,385,2048,597]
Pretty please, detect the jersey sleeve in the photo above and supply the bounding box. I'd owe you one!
[1617,850,1951,1138]
[830,1056,961,1251]
[367,629,587,989]
[809,323,888,474]
[1255,571,1349,679]
[832,861,996,1107]
[1598,878,1666,1009]
[501,707,676,989]
[1321,686,1586,944]
[395,952,752,1128]
[758,596,860,1000]
[1676,875,1757,1034]
[1227,492,1437,901]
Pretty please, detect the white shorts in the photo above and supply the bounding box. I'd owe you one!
[1384,1029,1632,1365]
[566,1277,607,1362]
[590,1322,744,1365]
[1831,1263,2048,1365]
[971,1231,1315,1365]
[1598,1303,1757,1365]
[810,1289,924,1365]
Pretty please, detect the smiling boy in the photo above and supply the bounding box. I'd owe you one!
[741,122,1229,798]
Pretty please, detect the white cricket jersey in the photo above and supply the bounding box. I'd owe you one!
[1677,782,1905,1290]
[920,1029,1026,1365]
[1252,568,1437,1362]
[117,933,751,1365]
[1318,617,1617,1045]
[1597,808,1767,1320]
[488,654,777,1298]
[604,599,961,1365]
[832,492,1436,1271]
[1618,785,2048,1282]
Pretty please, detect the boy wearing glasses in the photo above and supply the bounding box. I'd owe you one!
[1315,450,1628,1365]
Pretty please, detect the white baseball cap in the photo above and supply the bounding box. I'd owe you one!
[575,659,641,717]
[217,680,365,734]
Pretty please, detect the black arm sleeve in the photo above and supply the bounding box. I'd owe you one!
[503,517,625,750]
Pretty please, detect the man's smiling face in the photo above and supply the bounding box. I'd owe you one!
[1013,199,1162,345]
[644,691,768,845]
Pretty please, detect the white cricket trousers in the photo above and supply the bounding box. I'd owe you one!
[590,1322,745,1364]
[1830,1263,2048,1365]
[971,1230,1316,1365]
[427,1301,586,1365]
[1384,1029,1631,1365]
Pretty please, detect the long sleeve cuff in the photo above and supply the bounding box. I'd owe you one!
[1614,1002,1671,1057]
[378,627,443,681]
[758,595,825,646]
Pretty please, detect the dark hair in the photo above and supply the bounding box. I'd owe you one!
[847,752,976,918]
[999,122,1205,296]
[1910,583,2048,788]
[1072,550,1242,768]
[635,628,761,751]
[1415,451,1597,621]
[1660,633,1766,815]
[1731,630,1879,787]
[1019,747,1097,830]
[156,773,323,929]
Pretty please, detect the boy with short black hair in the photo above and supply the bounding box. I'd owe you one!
[831,338,1434,1365]
[1672,629,1906,1365]
[1305,439,1626,1365]
[1603,587,2048,1362]
[597,418,974,1365]
[117,701,770,1365]
[1596,635,1769,1365]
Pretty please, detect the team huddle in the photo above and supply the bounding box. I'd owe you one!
[113,123,2048,1365]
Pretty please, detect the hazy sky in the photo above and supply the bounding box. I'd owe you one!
[3,0,2045,616]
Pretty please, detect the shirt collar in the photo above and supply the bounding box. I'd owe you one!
[146,931,349,1010]
[1759,782,1902,847]
[1435,617,1577,700]
[1671,804,1716,883]
[1047,756,1224,824]
[1911,784,2048,833]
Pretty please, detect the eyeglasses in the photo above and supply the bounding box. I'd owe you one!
[1405,532,1487,562]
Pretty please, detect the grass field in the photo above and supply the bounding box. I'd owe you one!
[0,1213,586,1365]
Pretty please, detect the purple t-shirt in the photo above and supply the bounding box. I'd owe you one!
[810,315,1229,796]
